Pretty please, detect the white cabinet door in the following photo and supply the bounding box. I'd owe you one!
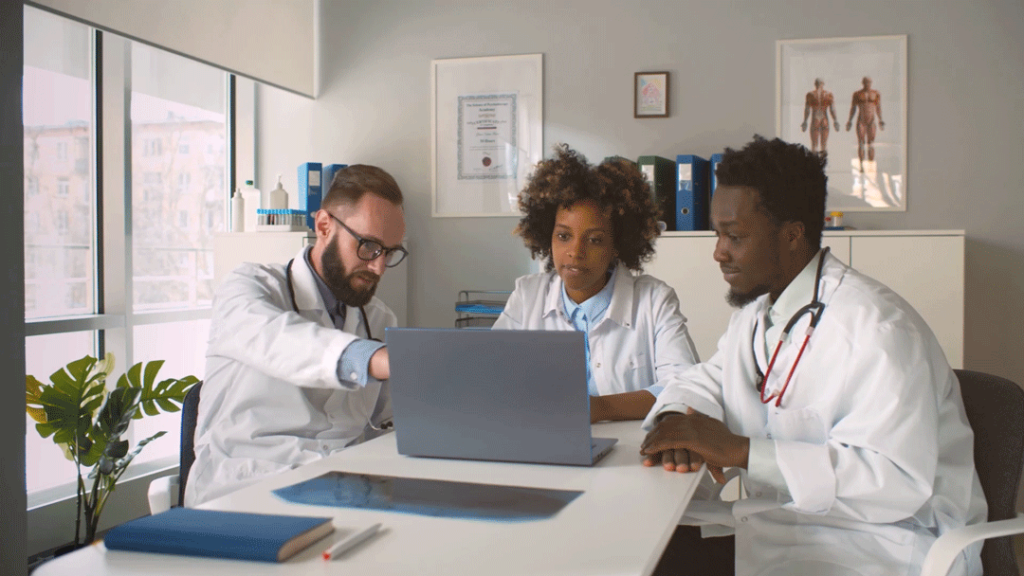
[647,236,732,362]
[850,235,964,367]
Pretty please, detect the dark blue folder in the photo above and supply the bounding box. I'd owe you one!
[676,154,710,231]
[103,508,334,562]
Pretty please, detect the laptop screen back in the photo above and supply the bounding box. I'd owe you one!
[385,328,597,465]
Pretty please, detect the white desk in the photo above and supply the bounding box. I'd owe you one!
[36,421,705,576]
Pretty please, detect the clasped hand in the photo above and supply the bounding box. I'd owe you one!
[639,408,750,484]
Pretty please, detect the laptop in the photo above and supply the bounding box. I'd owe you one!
[384,328,617,466]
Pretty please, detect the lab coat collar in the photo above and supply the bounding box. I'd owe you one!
[542,261,636,329]
[290,246,332,326]
[767,250,823,329]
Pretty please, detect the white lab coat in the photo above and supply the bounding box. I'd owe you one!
[185,247,396,507]
[643,253,987,576]
[493,262,699,395]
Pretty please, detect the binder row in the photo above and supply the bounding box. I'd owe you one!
[637,153,724,232]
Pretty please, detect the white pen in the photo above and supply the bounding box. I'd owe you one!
[322,523,382,560]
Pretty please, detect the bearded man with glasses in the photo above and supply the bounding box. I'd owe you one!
[187,165,408,507]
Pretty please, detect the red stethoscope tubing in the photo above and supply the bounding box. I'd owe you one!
[754,248,830,407]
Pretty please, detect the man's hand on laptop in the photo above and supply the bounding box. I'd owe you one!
[369,348,390,380]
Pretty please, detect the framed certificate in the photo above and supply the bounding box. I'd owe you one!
[431,54,543,217]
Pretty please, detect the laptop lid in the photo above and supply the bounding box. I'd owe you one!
[385,328,616,466]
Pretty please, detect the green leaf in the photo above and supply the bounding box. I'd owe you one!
[143,360,165,390]
[95,387,141,440]
[132,365,197,420]
[89,431,166,479]
[34,356,108,456]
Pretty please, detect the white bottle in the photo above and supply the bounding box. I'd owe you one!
[230,188,245,232]
[269,174,289,210]
[241,179,260,232]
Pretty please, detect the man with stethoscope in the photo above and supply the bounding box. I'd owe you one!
[640,136,986,576]
[186,165,408,507]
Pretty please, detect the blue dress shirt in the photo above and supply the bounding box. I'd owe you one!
[561,266,617,396]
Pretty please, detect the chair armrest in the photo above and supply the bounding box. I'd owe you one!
[147,475,180,515]
[920,513,1024,576]
[707,467,743,500]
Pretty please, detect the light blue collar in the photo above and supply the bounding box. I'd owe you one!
[561,265,617,325]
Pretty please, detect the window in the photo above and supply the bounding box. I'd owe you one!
[177,171,191,194]
[23,7,93,322]
[132,42,225,312]
[24,6,232,511]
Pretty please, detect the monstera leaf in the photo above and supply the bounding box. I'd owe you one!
[117,360,200,417]
[26,355,111,459]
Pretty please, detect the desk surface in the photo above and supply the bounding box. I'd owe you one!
[36,421,704,576]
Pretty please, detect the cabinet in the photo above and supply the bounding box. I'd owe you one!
[645,230,964,368]
[213,232,409,326]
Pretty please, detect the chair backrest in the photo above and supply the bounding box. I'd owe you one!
[955,369,1024,576]
[178,381,202,505]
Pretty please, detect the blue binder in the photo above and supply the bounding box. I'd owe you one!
[297,162,322,230]
[322,163,349,192]
[709,153,724,198]
[676,155,710,231]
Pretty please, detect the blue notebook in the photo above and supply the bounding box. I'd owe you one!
[103,508,335,563]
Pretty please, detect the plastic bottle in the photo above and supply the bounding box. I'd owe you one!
[269,174,289,210]
[230,188,245,232]
[241,179,260,232]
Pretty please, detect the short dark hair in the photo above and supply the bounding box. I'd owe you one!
[514,144,661,272]
[715,135,827,249]
[322,164,403,210]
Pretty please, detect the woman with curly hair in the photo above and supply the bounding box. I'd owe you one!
[493,145,699,422]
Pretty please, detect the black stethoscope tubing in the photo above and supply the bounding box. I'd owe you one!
[285,259,377,342]
[752,247,830,406]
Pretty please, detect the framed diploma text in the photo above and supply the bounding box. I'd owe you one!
[432,54,543,217]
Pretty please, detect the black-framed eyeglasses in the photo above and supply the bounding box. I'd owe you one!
[328,212,408,267]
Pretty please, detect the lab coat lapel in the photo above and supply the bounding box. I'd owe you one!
[604,262,636,330]
[289,247,333,329]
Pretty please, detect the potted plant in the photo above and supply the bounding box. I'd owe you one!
[25,354,199,546]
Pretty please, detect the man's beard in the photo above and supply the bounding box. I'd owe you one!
[320,236,380,307]
[726,284,770,308]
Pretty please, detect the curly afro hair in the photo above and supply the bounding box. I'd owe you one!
[514,144,662,272]
[715,135,828,249]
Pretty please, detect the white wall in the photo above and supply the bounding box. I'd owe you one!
[258,0,1024,387]
[27,0,317,96]
[2,3,28,574]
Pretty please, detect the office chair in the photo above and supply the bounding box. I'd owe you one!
[922,370,1024,576]
[147,381,202,514]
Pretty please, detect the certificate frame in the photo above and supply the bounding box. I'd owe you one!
[777,35,907,212]
[634,71,669,118]
[431,54,543,218]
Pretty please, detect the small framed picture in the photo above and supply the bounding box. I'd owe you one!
[634,71,669,118]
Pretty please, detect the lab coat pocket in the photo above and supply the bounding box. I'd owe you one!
[767,407,828,445]
[614,351,649,393]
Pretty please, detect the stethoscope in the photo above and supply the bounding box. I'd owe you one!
[285,259,378,342]
[752,247,830,408]
[286,258,392,431]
